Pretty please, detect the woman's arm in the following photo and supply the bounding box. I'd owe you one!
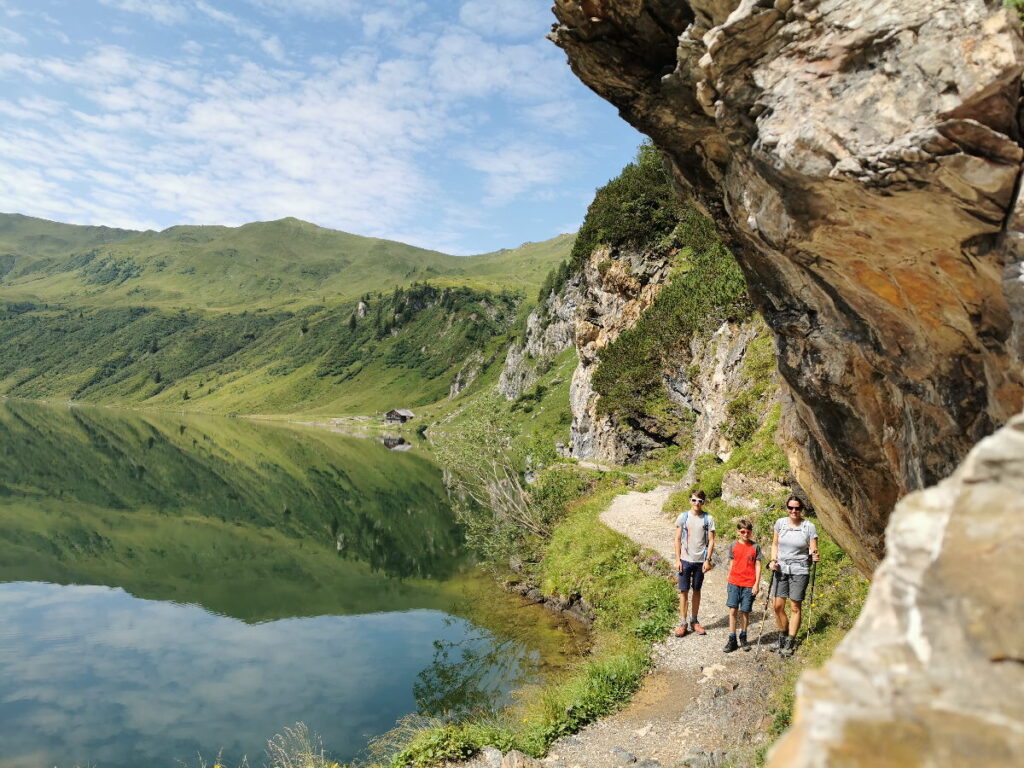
[770,527,780,570]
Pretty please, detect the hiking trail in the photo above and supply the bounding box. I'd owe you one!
[466,484,788,768]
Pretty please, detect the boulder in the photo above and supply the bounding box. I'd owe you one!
[767,411,1024,767]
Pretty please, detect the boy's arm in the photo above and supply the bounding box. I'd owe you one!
[753,546,762,593]
[703,530,716,572]
[674,525,682,568]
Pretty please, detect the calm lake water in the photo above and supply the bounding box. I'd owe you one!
[0,401,578,768]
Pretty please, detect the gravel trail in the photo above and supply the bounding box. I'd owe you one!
[541,485,784,768]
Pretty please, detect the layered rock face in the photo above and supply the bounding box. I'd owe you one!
[569,245,672,462]
[497,278,580,401]
[767,411,1024,768]
[552,0,1024,572]
[522,243,773,468]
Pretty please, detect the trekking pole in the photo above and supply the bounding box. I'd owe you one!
[800,559,818,646]
[754,567,775,654]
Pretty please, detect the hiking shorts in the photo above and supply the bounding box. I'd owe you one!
[726,583,755,613]
[678,560,705,592]
[773,571,809,602]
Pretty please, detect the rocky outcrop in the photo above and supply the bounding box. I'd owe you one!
[449,350,484,399]
[567,245,775,466]
[721,469,788,512]
[569,245,673,462]
[667,317,771,472]
[551,0,1024,572]
[497,278,580,400]
[767,410,1024,768]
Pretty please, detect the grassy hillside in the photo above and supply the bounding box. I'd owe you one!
[0,213,572,415]
[0,284,522,415]
[0,213,572,311]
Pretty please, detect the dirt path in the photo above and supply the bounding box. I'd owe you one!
[540,485,784,768]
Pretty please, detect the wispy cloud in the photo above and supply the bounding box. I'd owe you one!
[194,1,286,62]
[0,0,641,252]
[99,0,190,25]
[458,0,550,40]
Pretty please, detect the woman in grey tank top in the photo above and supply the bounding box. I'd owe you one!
[768,495,819,656]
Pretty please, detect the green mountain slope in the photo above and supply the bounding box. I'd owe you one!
[0,283,519,415]
[0,213,573,311]
[0,213,573,415]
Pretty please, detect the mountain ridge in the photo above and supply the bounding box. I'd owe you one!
[0,212,574,311]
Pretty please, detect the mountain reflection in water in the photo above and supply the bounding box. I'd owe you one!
[0,401,581,767]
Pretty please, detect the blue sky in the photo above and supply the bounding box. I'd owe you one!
[0,0,643,254]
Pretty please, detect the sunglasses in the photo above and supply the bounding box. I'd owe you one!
[690,497,704,504]
[787,505,802,511]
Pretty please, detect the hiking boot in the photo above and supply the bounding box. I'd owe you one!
[723,635,738,653]
[779,635,796,657]
[739,633,750,652]
[691,621,706,635]
[769,633,786,653]
[674,623,688,637]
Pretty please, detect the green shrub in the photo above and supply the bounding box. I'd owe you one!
[570,142,683,272]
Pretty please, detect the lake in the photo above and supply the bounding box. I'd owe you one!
[0,401,579,767]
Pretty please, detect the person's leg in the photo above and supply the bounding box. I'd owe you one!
[690,564,706,633]
[773,596,788,632]
[675,565,691,636]
[786,573,809,637]
[772,574,790,651]
[788,600,802,636]
[739,609,750,634]
[728,605,738,634]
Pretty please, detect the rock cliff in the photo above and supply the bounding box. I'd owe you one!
[551,0,1024,572]
[498,278,580,401]
[503,235,775,469]
[767,410,1024,768]
[568,244,674,462]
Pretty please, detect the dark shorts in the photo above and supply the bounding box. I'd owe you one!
[677,560,705,592]
[726,583,755,612]
[773,571,810,602]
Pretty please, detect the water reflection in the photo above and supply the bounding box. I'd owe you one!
[0,401,580,767]
[0,582,499,767]
[0,400,464,619]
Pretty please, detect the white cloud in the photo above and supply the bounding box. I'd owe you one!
[0,23,25,45]
[244,0,359,18]
[458,0,551,40]
[194,0,287,62]
[0,1,635,252]
[99,0,190,25]
[462,142,566,205]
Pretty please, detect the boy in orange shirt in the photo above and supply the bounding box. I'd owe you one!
[723,519,762,653]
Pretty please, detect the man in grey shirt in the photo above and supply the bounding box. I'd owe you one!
[768,495,819,656]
